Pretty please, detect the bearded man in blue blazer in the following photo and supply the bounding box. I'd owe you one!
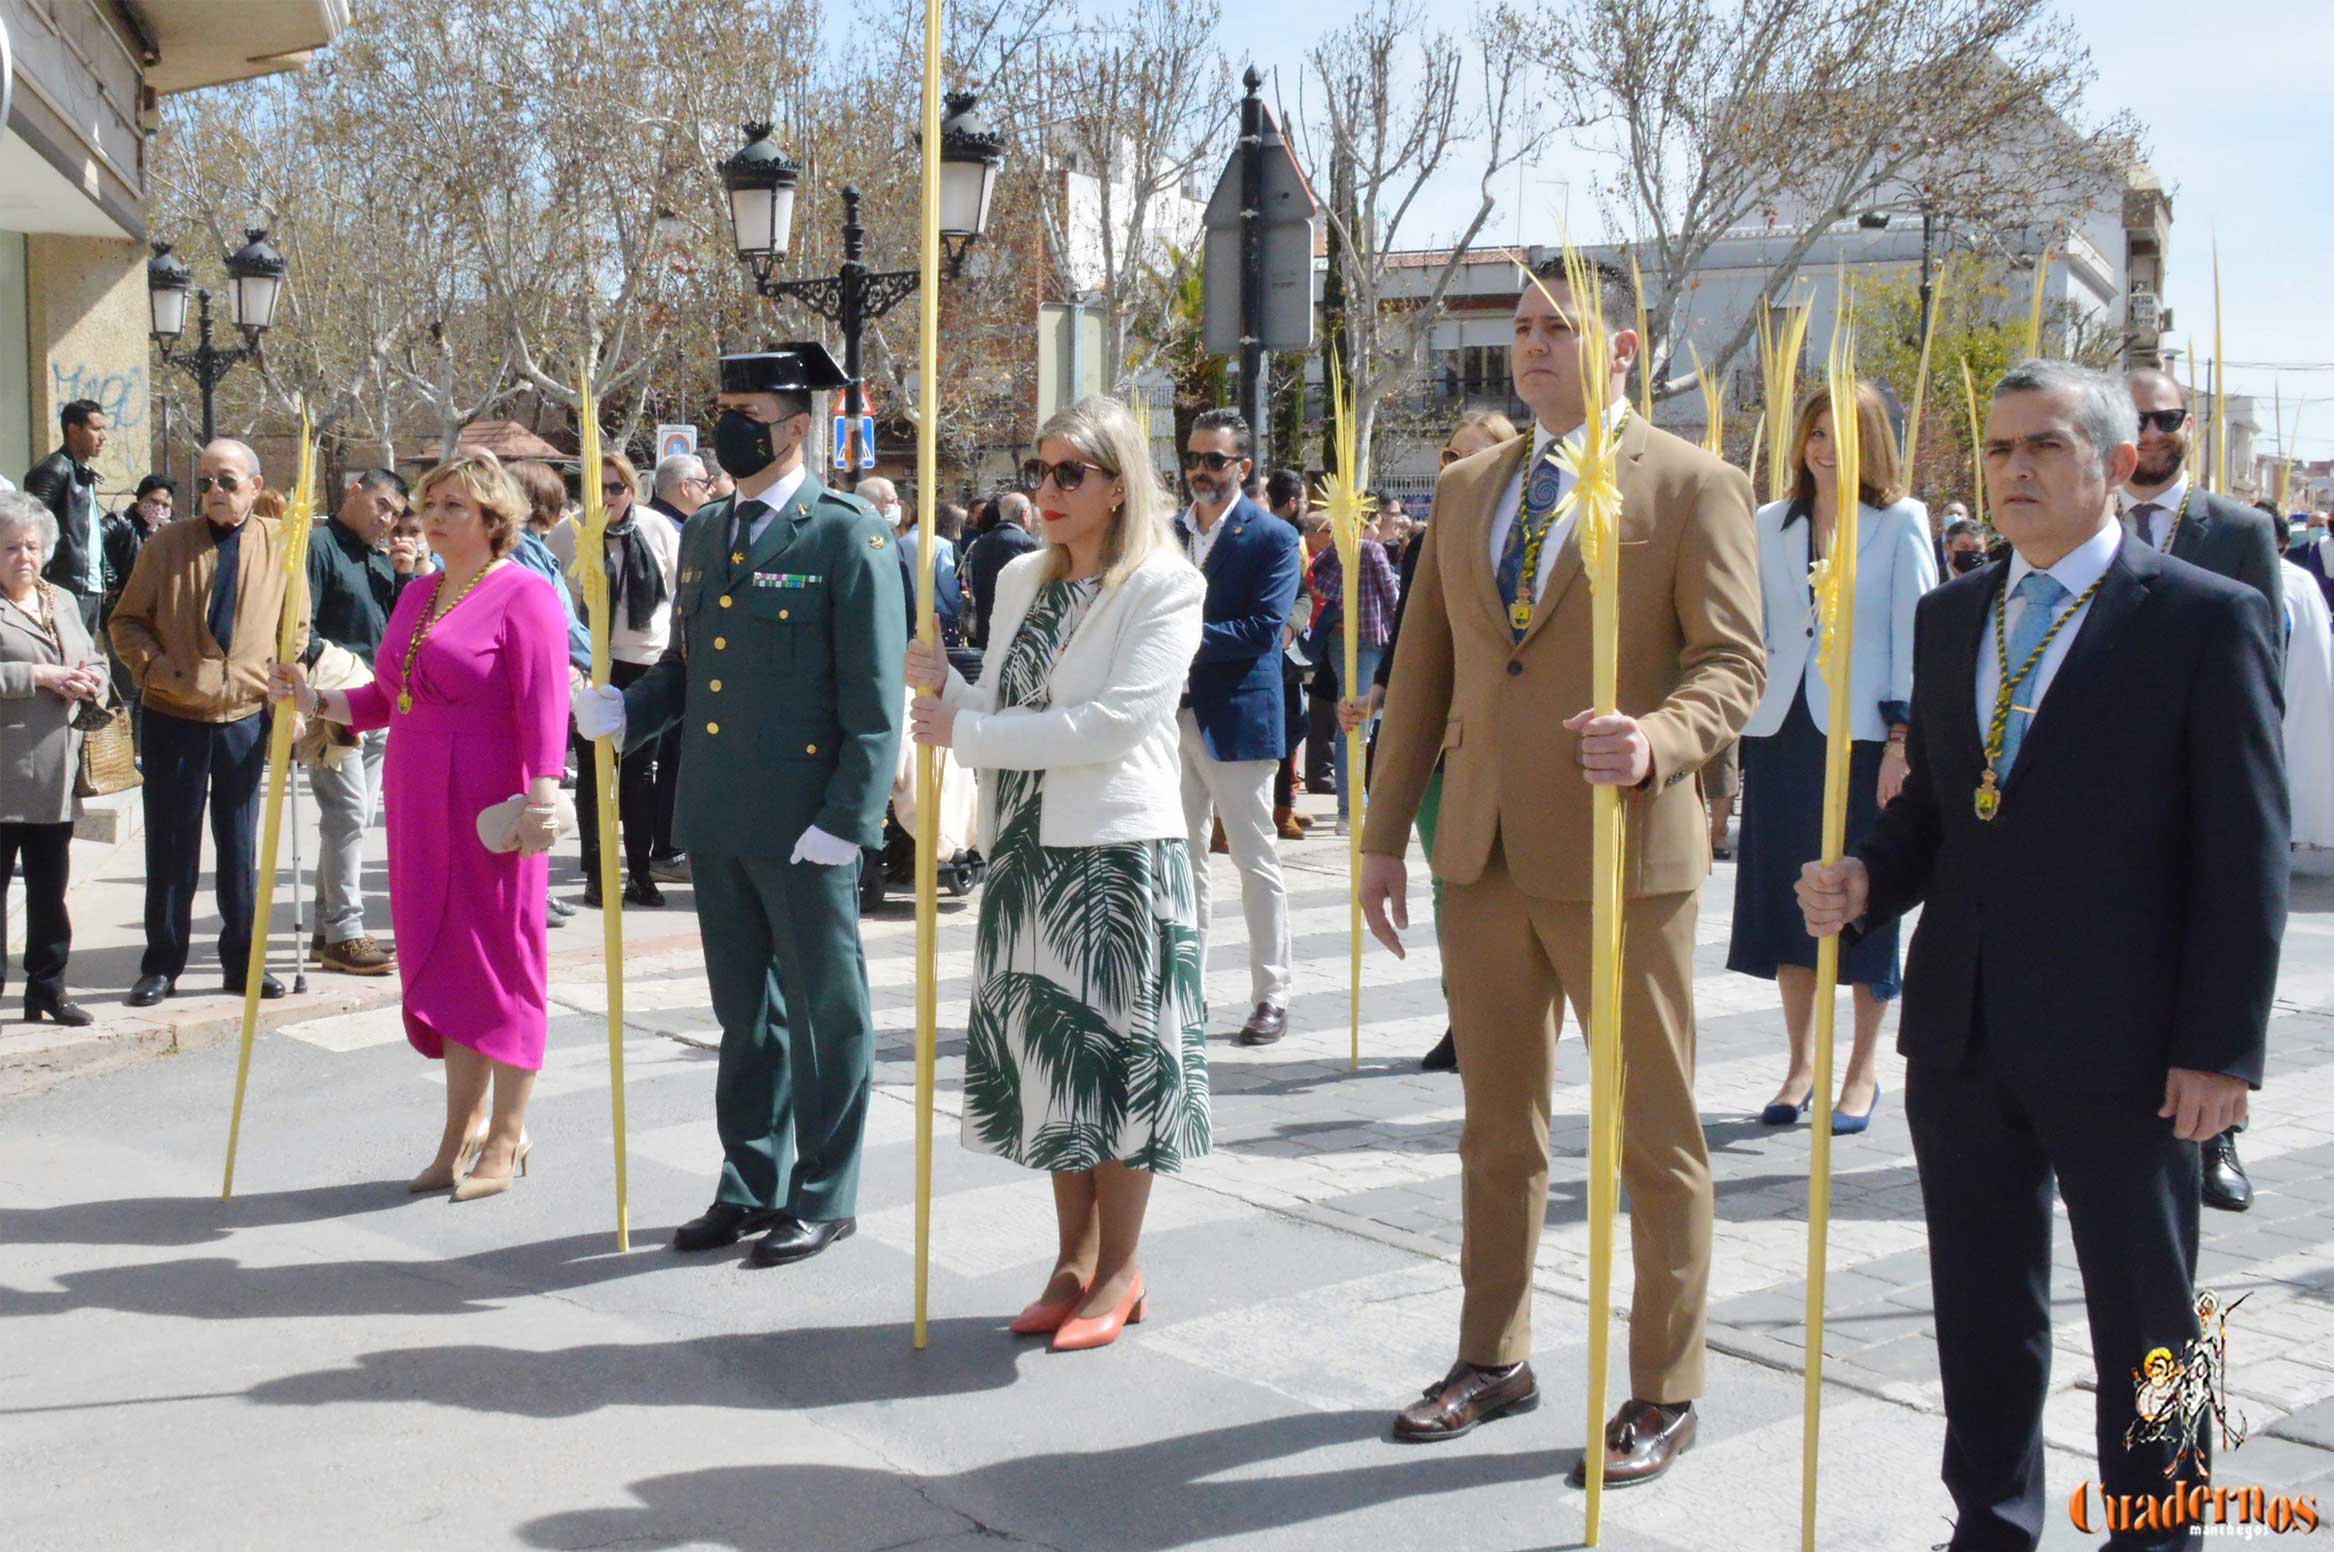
[1173,409,1302,1046]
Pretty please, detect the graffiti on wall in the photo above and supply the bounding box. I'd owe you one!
[50,362,146,433]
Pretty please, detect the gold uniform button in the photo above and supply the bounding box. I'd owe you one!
[706,721,720,735]
[713,636,727,650]
[719,595,733,609]
[778,608,790,620]
[805,743,818,755]
[708,679,722,692]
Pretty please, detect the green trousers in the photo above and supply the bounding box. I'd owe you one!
[1413,767,1449,985]
[694,849,874,1221]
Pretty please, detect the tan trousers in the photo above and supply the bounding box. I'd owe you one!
[1442,842,1712,1401]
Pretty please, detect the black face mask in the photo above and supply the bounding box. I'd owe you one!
[714,410,781,481]
[1950,549,1985,574]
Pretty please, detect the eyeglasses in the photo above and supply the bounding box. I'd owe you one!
[195,474,244,495]
[1021,458,1114,494]
[1180,450,1240,473]
[2136,409,2188,434]
[601,481,630,497]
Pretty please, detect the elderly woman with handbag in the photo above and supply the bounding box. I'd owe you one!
[906,396,1208,1352]
[0,491,111,1025]
[270,452,571,1200]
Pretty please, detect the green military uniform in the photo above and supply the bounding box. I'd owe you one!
[623,351,904,1225]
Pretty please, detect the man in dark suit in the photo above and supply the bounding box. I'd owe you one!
[2120,365,2285,1214]
[22,398,110,636]
[1174,408,1302,1045]
[1801,358,2285,1552]
[963,492,1038,649]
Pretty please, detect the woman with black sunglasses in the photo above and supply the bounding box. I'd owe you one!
[905,396,1208,1352]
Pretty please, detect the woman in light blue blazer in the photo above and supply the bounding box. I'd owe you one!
[1727,382,1936,1135]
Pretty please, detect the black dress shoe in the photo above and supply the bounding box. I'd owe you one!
[225,972,286,1000]
[748,1215,857,1267]
[127,974,174,1008]
[580,876,603,910]
[1236,1002,1288,1046]
[1420,1028,1458,1072]
[2202,1128,2253,1212]
[671,1202,784,1253]
[26,989,94,1026]
[1392,1360,1540,1442]
[623,877,666,909]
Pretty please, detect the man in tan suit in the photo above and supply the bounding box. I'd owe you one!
[1362,257,1761,1485]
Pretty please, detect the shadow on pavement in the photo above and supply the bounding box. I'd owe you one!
[0,1182,416,1246]
[511,1410,1578,1552]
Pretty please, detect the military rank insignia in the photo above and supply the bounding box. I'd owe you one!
[870,533,887,550]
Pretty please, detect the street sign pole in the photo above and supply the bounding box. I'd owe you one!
[1238,66,1268,469]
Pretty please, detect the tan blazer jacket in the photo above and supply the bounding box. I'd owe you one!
[109,515,306,724]
[0,584,110,824]
[1361,417,1763,900]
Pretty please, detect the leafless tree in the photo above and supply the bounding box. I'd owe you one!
[1292,0,1550,483]
[1533,0,2143,400]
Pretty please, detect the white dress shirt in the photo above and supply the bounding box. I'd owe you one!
[733,463,809,547]
[1973,518,2122,740]
[2118,475,2188,550]
[1486,404,1627,601]
[1187,501,1234,569]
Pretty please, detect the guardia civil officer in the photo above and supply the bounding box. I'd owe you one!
[572,344,905,1266]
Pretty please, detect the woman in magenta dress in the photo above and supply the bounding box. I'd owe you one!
[271,452,570,1201]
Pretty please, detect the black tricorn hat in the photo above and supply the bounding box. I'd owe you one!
[719,341,851,394]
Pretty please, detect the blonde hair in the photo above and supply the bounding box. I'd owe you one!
[1033,396,1189,591]
[414,451,527,558]
[1448,409,1520,449]
[1790,380,1906,510]
[600,449,641,505]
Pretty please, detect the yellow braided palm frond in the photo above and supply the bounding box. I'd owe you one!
[1814,313,1862,668]
[1313,355,1375,572]
[1550,238,1623,592]
[574,369,610,618]
[274,408,318,661]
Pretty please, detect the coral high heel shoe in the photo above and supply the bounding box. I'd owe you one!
[1010,1283,1090,1336]
[1050,1275,1146,1352]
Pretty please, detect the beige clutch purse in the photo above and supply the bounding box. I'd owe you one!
[476,791,578,854]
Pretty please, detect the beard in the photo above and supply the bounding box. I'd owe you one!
[2133,438,2188,487]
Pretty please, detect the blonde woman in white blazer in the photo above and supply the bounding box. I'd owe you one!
[906,396,1207,1354]
[1726,382,1936,1137]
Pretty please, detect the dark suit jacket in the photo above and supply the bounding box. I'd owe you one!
[2161,486,2284,622]
[22,450,100,597]
[963,522,1038,648]
[1855,535,2286,1101]
[1174,495,1302,763]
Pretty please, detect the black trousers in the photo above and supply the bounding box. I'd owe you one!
[1304,661,1338,789]
[0,821,74,999]
[1908,1049,2208,1552]
[649,718,684,859]
[139,707,268,982]
[577,658,656,885]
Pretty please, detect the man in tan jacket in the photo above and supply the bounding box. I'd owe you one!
[1362,258,1761,1486]
[110,439,306,1006]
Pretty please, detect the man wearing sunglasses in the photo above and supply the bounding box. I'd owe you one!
[1171,409,1302,1047]
[2119,367,2285,1216]
[110,439,308,1007]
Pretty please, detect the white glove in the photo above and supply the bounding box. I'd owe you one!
[790,824,861,867]
[571,681,626,742]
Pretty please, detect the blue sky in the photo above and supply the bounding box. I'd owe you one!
[1199,0,2332,456]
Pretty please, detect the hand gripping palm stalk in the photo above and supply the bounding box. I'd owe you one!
[911,0,944,1352]
[1543,237,1631,1545]
[1314,358,1376,1071]
[575,371,631,1252]
[1799,300,1865,1552]
[222,411,318,1198]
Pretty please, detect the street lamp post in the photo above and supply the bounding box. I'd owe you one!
[720,93,1004,473]
[147,230,287,445]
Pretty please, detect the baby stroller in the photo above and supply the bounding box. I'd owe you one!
[859,675,988,913]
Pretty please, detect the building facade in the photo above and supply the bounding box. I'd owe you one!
[2,0,349,495]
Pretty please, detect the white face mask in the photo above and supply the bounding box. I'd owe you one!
[882,502,903,527]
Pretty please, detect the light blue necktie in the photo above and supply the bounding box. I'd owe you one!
[1997,572,2070,777]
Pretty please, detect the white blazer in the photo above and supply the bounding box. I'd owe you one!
[1741,496,1936,742]
[944,546,1205,850]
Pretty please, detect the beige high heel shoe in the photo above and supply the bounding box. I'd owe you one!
[450,1136,533,1202]
[409,1131,489,1194]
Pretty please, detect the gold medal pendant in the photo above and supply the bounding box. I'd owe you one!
[396,692,413,715]
[1973,769,1999,821]
[1510,600,1533,633]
